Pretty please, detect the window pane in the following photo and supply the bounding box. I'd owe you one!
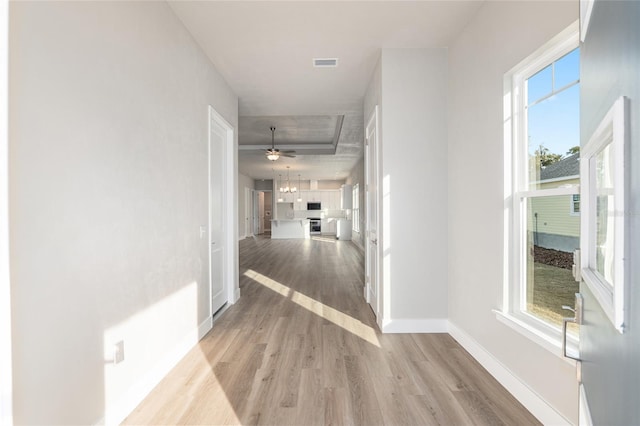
[527,83,580,190]
[572,194,580,213]
[595,144,615,285]
[527,65,552,105]
[555,48,580,88]
[525,196,579,328]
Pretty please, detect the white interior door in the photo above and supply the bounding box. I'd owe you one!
[264,191,272,232]
[365,106,380,321]
[244,187,252,238]
[209,109,230,316]
[258,192,264,234]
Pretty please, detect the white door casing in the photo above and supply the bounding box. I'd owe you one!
[365,106,381,325]
[244,187,252,238]
[208,106,235,316]
[255,191,260,234]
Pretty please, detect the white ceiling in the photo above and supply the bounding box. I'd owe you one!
[169,1,484,180]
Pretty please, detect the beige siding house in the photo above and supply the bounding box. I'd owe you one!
[529,153,580,252]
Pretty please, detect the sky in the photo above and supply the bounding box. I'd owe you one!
[526,48,580,158]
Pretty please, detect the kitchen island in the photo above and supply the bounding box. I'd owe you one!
[271,219,310,239]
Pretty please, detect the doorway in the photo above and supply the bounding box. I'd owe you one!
[254,190,272,235]
[208,106,236,316]
[365,106,381,325]
[244,187,253,238]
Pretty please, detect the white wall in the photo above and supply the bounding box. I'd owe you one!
[364,56,382,130]
[9,2,237,424]
[1,0,13,423]
[365,48,449,331]
[447,1,578,423]
[238,173,254,239]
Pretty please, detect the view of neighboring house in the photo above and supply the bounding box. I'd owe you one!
[529,153,580,253]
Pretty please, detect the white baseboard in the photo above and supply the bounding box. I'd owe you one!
[233,287,241,302]
[381,318,448,333]
[99,317,214,426]
[198,316,214,339]
[448,322,571,426]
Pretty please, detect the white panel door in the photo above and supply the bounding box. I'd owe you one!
[365,107,380,321]
[209,112,228,316]
[244,187,252,238]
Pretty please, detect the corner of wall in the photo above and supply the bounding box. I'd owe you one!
[448,321,571,426]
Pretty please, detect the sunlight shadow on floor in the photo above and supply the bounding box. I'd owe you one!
[311,235,336,244]
[243,269,380,347]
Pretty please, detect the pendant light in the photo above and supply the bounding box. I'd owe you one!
[297,174,302,202]
[277,174,284,202]
[279,166,297,193]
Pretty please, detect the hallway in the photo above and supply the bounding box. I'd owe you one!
[124,236,539,425]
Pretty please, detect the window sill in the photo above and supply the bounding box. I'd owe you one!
[493,310,577,366]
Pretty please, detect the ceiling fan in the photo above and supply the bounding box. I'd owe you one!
[265,126,296,161]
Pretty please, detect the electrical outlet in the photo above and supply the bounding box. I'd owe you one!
[199,226,207,239]
[113,341,125,364]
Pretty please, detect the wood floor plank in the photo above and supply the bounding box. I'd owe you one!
[343,355,385,426]
[322,324,350,389]
[294,368,325,426]
[409,359,477,426]
[453,390,507,426]
[123,236,541,426]
[324,387,354,426]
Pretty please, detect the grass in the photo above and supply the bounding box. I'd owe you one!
[527,262,579,331]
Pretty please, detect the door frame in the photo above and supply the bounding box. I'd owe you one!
[208,106,238,318]
[252,190,272,235]
[244,187,252,238]
[1,0,13,423]
[365,105,382,327]
[251,189,262,235]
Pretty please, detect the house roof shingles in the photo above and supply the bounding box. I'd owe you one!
[540,153,580,181]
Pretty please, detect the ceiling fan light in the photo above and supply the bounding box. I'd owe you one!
[267,152,280,161]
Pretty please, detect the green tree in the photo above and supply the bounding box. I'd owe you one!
[534,145,563,167]
[567,146,580,155]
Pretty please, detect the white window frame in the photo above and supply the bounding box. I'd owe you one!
[497,21,581,358]
[570,193,581,216]
[580,96,629,333]
[352,184,360,233]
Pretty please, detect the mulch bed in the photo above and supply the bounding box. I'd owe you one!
[533,246,573,270]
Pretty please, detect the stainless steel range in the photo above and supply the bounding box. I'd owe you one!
[308,217,321,234]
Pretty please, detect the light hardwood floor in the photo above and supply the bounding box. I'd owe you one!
[124,236,540,425]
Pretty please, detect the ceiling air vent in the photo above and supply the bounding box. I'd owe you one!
[313,58,338,68]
